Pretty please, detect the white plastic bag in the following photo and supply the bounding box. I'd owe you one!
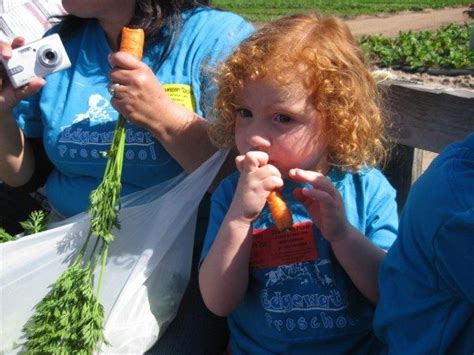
[0,149,228,354]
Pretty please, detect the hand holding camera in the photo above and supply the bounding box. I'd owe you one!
[0,38,39,114]
[1,33,71,89]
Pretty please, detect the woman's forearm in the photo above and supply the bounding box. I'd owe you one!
[147,101,217,173]
[0,111,34,186]
[107,53,217,172]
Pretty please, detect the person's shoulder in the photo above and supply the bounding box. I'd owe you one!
[423,133,473,177]
[219,170,240,189]
[186,7,248,24]
[342,168,397,208]
[49,18,95,48]
[184,7,253,33]
[360,167,393,188]
[449,134,474,202]
[212,171,240,198]
[415,133,474,209]
[209,171,240,210]
[444,132,474,156]
[333,167,394,191]
[431,133,474,173]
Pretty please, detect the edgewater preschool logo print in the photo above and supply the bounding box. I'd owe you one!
[264,260,335,288]
[72,94,114,125]
[58,94,162,163]
[259,260,352,333]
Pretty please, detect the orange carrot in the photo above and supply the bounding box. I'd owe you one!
[267,190,293,231]
[120,27,145,60]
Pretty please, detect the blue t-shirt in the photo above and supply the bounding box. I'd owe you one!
[201,168,398,354]
[14,8,253,217]
[374,133,474,355]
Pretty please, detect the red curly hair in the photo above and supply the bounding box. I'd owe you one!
[208,13,389,172]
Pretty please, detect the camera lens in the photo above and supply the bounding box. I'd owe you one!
[37,45,62,68]
[45,51,56,61]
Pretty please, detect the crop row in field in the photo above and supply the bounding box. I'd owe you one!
[213,0,472,21]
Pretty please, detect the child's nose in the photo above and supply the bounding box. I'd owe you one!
[247,133,270,150]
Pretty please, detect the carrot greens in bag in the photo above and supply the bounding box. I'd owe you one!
[20,27,145,354]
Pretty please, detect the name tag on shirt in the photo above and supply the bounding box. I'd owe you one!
[250,221,318,269]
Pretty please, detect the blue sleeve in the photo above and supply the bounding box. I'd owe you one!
[434,209,474,302]
[365,171,399,251]
[199,175,237,265]
[192,11,254,115]
[196,12,254,68]
[13,93,43,138]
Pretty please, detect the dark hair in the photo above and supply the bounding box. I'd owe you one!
[56,0,211,65]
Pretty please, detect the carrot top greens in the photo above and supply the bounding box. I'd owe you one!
[21,27,145,354]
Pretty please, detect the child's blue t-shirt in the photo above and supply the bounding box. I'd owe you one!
[374,133,474,354]
[201,167,398,354]
[14,8,253,217]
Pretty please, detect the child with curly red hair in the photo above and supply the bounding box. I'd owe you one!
[199,13,398,354]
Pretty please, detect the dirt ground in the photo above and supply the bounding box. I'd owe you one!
[345,5,473,170]
[345,6,471,37]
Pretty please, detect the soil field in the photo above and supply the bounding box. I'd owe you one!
[347,6,473,90]
[345,6,470,37]
[345,6,473,170]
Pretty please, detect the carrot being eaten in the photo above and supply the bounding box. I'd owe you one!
[120,27,145,60]
[267,190,293,231]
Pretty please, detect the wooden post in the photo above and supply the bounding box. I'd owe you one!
[383,144,415,214]
[380,81,474,212]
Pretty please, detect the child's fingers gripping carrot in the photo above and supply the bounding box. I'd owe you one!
[267,190,293,231]
[120,27,145,60]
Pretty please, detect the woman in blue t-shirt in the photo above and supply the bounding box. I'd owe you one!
[0,1,253,353]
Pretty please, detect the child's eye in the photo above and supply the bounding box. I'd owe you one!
[273,114,292,123]
[236,108,252,118]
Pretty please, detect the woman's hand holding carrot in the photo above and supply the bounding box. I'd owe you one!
[107,54,175,130]
[108,49,216,173]
[108,28,177,132]
[119,27,144,60]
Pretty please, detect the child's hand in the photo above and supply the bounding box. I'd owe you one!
[231,151,283,224]
[290,168,350,243]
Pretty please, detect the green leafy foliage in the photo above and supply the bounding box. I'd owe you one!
[20,210,49,235]
[22,116,128,353]
[360,23,474,70]
[21,260,105,354]
[0,227,14,243]
[213,0,472,21]
[88,118,126,244]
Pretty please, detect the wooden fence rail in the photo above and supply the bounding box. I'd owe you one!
[380,80,474,212]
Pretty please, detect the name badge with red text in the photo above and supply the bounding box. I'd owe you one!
[249,221,318,269]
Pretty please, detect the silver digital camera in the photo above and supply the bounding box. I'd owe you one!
[1,33,71,88]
